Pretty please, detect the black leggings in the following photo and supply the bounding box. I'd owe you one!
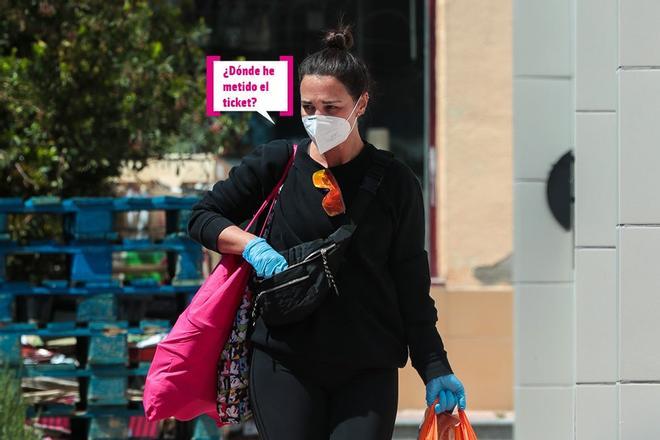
[248,345,399,440]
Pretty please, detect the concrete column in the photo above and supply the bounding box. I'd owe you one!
[617,1,660,437]
[520,0,660,438]
[513,0,576,437]
[574,0,619,438]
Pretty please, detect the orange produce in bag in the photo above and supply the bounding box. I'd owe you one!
[418,402,478,440]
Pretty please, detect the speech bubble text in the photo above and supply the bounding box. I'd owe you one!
[206,56,293,124]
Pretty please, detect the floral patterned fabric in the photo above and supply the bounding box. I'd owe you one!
[216,286,254,424]
[216,173,282,424]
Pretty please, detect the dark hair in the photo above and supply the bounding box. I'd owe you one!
[298,24,372,102]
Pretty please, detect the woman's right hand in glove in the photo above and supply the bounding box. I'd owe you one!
[242,237,288,278]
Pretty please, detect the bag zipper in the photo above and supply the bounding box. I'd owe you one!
[256,274,311,295]
[251,274,312,323]
[280,242,338,272]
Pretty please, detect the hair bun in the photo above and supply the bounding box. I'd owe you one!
[323,25,354,51]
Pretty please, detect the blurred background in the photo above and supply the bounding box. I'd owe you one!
[1,0,514,439]
[3,0,656,439]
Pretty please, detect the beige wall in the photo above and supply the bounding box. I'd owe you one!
[398,287,513,411]
[438,0,513,288]
[398,0,513,411]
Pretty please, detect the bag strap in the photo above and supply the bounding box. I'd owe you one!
[344,148,394,227]
[244,143,298,235]
[258,143,298,237]
[246,143,392,238]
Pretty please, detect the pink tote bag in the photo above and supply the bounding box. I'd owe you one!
[143,145,297,426]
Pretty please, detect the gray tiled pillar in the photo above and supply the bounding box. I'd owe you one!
[515,0,660,437]
[513,0,576,438]
[574,0,619,438]
[617,1,660,438]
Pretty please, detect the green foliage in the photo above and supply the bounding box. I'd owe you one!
[0,0,250,198]
[0,363,42,440]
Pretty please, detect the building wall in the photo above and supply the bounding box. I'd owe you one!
[396,0,515,412]
[515,0,660,438]
[436,0,513,288]
[577,0,660,438]
[512,0,576,437]
[397,287,513,411]
[574,0,619,438]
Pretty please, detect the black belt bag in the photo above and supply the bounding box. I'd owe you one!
[250,224,354,326]
[249,146,394,327]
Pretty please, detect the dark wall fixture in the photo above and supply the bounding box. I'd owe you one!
[546,150,574,231]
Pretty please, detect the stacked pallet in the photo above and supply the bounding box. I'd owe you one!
[0,196,222,439]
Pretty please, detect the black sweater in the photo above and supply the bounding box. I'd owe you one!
[187,138,453,384]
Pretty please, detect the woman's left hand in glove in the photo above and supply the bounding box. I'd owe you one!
[425,373,467,414]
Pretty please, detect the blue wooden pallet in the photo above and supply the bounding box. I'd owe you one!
[0,320,170,364]
[2,320,168,417]
[0,237,202,285]
[0,196,200,213]
[0,284,198,295]
[24,408,224,440]
[0,288,198,325]
[0,196,203,287]
[0,196,199,239]
[0,196,214,439]
[22,364,151,378]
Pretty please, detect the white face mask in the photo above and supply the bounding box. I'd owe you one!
[301,97,362,154]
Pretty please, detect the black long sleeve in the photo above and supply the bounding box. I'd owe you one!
[187,138,453,384]
[388,169,453,384]
[187,139,293,253]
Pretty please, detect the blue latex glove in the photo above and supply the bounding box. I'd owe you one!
[425,374,467,414]
[242,237,288,278]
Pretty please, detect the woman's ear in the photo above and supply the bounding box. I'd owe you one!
[358,92,369,117]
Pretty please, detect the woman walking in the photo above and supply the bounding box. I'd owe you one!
[188,24,466,440]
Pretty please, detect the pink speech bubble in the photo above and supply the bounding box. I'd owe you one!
[206,56,294,124]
